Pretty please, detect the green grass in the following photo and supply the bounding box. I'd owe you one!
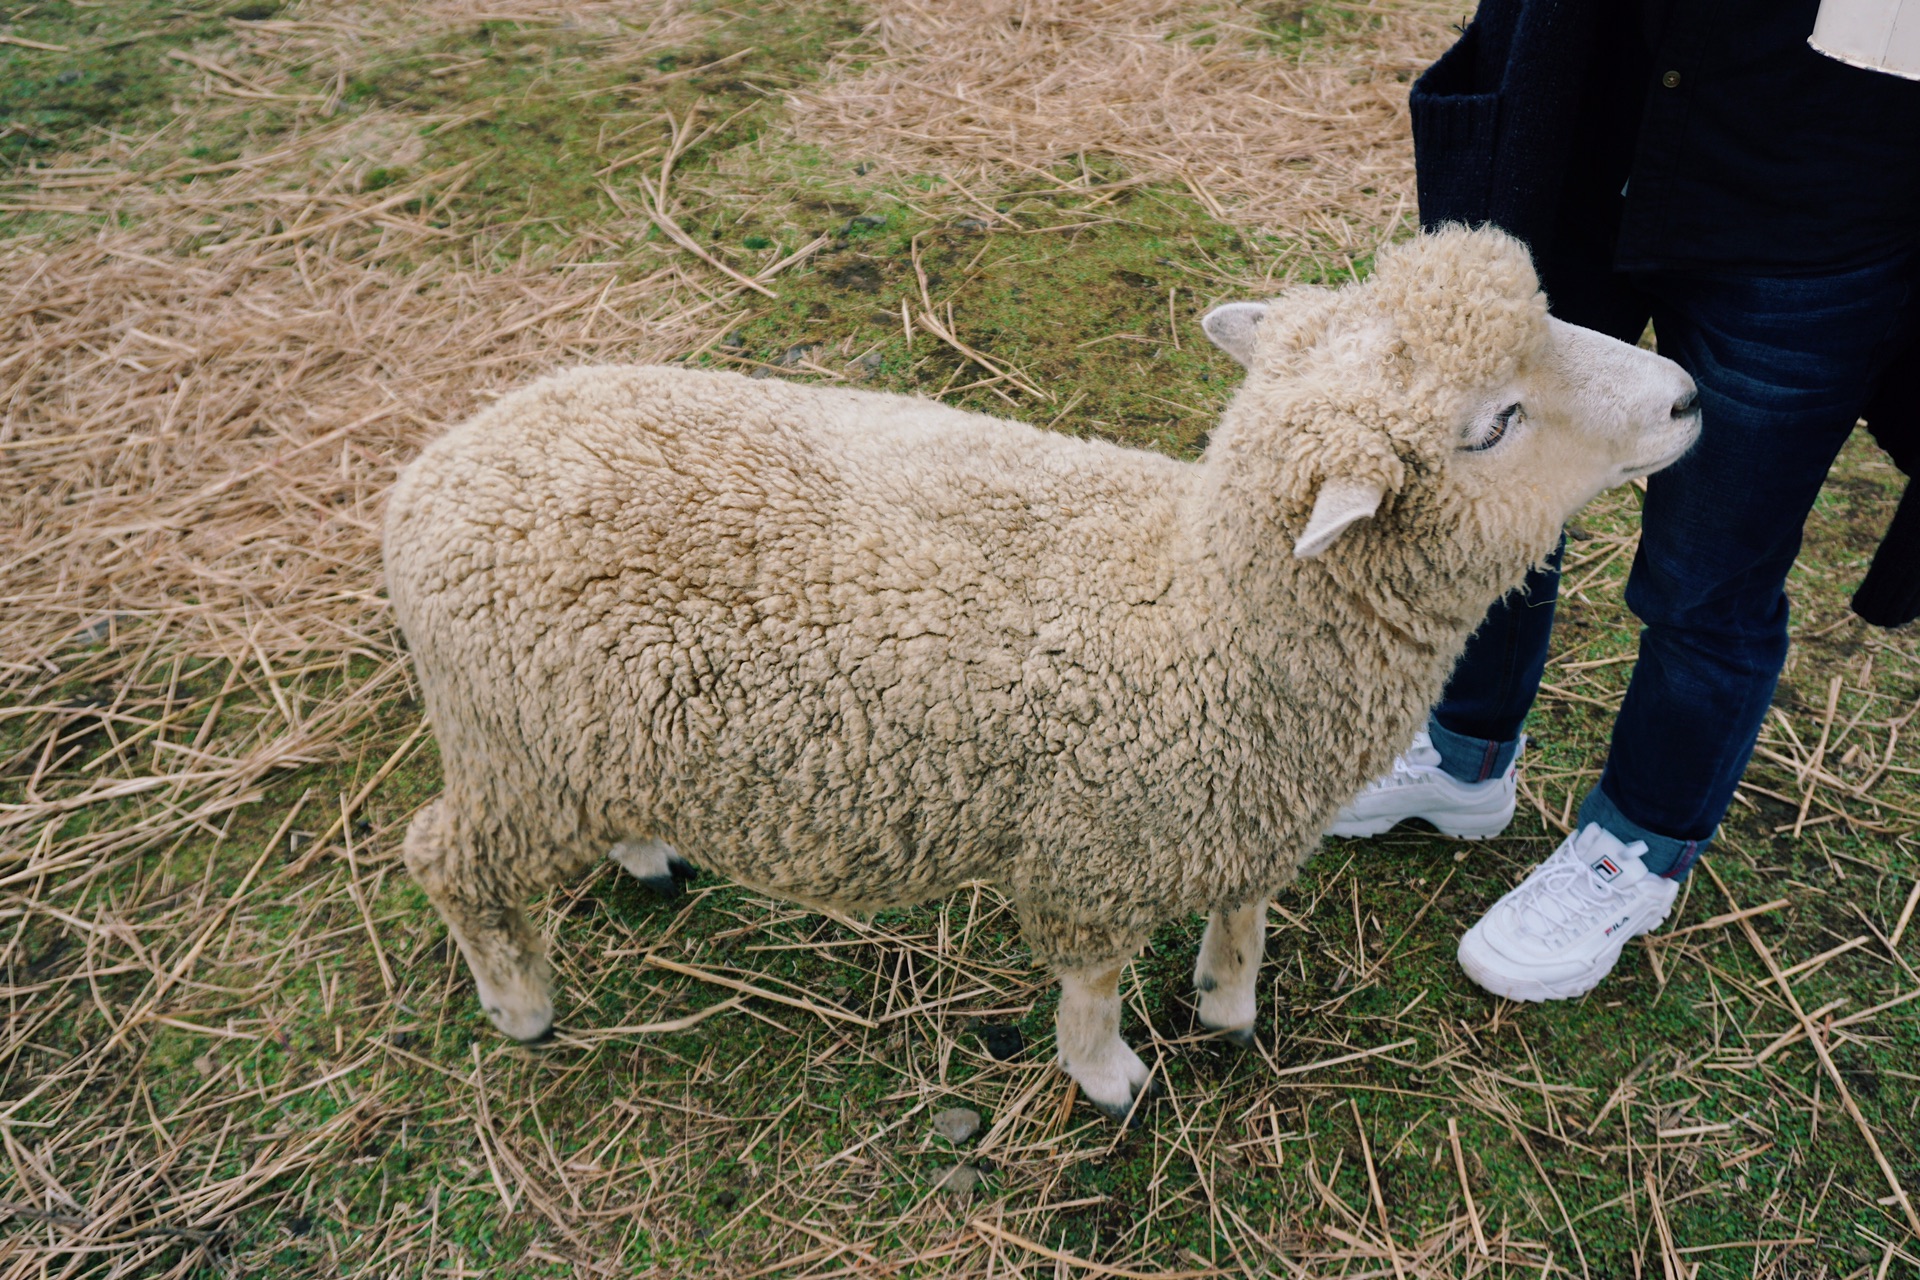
[3,2,1918,1276]
[0,1,283,164]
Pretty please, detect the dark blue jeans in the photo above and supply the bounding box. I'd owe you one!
[1429,251,1916,877]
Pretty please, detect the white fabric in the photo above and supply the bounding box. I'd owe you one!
[1812,0,1920,79]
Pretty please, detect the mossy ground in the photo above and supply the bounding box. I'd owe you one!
[3,3,1917,1276]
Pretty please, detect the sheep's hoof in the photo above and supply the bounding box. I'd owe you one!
[1195,984,1256,1041]
[638,856,698,899]
[1202,1023,1256,1049]
[610,841,697,897]
[637,873,685,900]
[480,975,554,1044]
[484,1002,554,1044]
[1091,1077,1164,1127]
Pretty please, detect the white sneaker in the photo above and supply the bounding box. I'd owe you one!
[1457,824,1680,1002]
[1327,731,1519,839]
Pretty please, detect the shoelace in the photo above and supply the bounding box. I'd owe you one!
[1505,848,1623,950]
[1361,735,1443,793]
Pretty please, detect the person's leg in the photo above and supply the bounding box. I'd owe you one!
[1454,251,1915,1002]
[1427,543,1563,782]
[1579,252,1917,877]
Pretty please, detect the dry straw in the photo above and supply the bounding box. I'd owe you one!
[791,0,1454,248]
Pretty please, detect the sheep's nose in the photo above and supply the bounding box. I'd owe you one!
[1671,388,1699,418]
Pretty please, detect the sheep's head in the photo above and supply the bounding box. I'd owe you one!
[1200,226,1699,595]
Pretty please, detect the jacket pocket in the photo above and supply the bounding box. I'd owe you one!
[1410,24,1500,227]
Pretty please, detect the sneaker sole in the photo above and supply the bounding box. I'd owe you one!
[1328,799,1516,841]
[1456,900,1677,1003]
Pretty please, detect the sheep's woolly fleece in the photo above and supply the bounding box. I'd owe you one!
[385,228,1557,971]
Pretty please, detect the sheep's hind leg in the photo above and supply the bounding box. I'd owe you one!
[609,839,695,898]
[403,798,555,1043]
[1055,961,1158,1123]
[1193,901,1266,1046]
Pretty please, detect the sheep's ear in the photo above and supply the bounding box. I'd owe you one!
[1294,477,1386,558]
[1201,302,1268,367]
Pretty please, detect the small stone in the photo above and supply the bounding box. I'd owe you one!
[776,343,821,368]
[850,351,884,378]
[979,1024,1025,1061]
[930,1107,981,1144]
[69,617,114,645]
[955,217,990,232]
[1452,848,1469,863]
[192,1052,217,1076]
[933,1163,982,1194]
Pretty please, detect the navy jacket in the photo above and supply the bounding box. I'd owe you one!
[1409,0,1920,626]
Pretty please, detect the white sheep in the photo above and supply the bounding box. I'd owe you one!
[384,227,1698,1119]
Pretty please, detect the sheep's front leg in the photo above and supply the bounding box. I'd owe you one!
[1193,901,1265,1046]
[440,898,554,1043]
[1055,962,1156,1122]
[403,799,554,1043]
[609,839,695,898]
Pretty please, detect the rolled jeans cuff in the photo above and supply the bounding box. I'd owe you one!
[1426,714,1521,784]
[1577,786,1712,880]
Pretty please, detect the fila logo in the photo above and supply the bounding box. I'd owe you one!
[1603,914,1632,938]
[1591,855,1623,883]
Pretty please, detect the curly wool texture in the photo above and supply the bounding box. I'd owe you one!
[386,228,1564,971]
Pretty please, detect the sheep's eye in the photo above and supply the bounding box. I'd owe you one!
[1462,403,1522,452]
